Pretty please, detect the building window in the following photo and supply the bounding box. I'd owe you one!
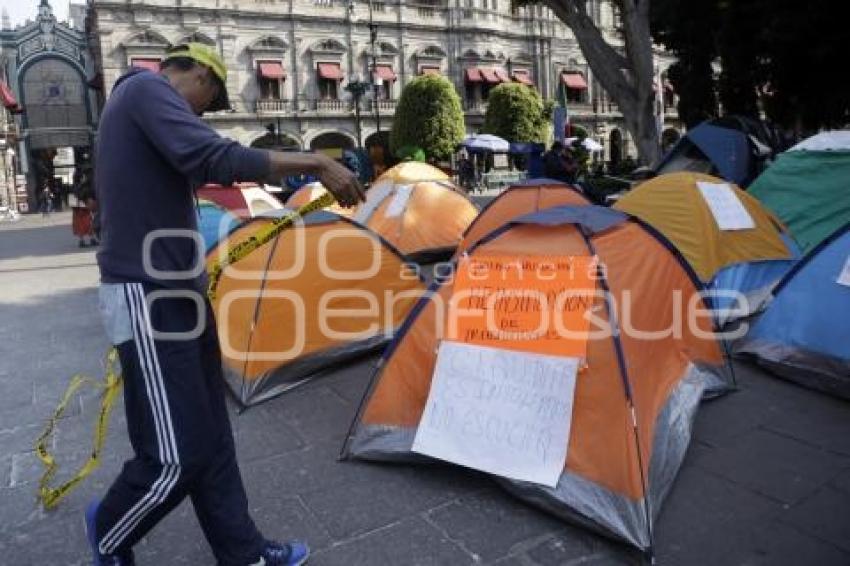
[257,61,286,100]
[561,71,588,104]
[130,58,161,73]
[464,67,482,105]
[512,69,533,86]
[372,65,397,100]
[319,79,339,100]
[317,63,343,100]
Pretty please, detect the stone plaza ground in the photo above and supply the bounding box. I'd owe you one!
[1,211,849,565]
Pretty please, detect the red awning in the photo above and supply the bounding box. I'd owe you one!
[561,72,588,90]
[421,66,441,76]
[493,68,510,83]
[512,70,533,86]
[317,62,344,81]
[258,61,286,80]
[480,68,500,84]
[465,67,483,83]
[373,65,397,82]
[1,81,21,112]
[131,58,162,73]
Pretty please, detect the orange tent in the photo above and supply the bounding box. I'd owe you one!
[344,205,732,552]
[284,182,355,217]
[352,178,478,262]
[208,210,426,405]
[375,161,450,184]
[458,178,589,254]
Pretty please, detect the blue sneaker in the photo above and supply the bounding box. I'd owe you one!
[84,500,135,565]
[261,540,310,565]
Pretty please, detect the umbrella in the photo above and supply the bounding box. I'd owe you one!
[567,137,604,152]
[461,134,510,153]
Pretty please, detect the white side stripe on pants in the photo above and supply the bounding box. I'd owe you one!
[99,283,182,554]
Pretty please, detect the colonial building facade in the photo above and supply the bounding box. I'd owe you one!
[86,0,678,161]
[1,1,99,210]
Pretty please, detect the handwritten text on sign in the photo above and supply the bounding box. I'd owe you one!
[447,255,597,358]
[412,341,579,487]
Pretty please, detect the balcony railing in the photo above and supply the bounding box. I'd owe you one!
[296,98,350,113]
[464,100,488,113]
[255,99,293,113]
[252,98,401,115]
[566,102,594,115]
[367,99,398,113]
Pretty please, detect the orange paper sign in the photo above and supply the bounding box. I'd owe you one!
[447,255,597,357]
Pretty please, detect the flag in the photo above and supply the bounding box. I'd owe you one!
[554,81,571,141]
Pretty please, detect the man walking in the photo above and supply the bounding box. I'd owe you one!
[88,43,364,565]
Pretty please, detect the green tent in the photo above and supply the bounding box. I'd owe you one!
[750,139,850,253]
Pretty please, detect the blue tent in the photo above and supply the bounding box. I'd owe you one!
[656,123,755,186]
[735,223,850,398]
[197,200,240,252]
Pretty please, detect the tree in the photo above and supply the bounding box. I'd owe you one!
[652,0,848,134]
[651,0,719,127]
[483,83,550,143]
[390,75,465,161]
[519,0,660,165]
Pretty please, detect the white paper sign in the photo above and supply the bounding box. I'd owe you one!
[412,341,579,488]
[353,182,394,224]
[385,185,414,218]
[697,182,756,231]
[837,256,850,287]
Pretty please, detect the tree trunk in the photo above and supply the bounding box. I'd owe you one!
[621,90,661,165]
[540,0,660,165]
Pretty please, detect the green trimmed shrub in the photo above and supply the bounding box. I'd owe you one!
[483,83,550,143]
[390,75,465,161]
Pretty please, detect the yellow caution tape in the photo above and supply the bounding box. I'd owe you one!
[35,193,336,509]
[207,192,336,301]
[35,348,123,509]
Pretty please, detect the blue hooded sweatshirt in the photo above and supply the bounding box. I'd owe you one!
[96,69,270,292]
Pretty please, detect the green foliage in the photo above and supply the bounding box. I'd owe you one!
[395,145,427,162]
[570,124,588,139]
[542,98,556,121]
[390,76,465,161]
[482,83,550,143]
[652,0,848,130]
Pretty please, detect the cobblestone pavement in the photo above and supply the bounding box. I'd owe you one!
[1,212,849,565]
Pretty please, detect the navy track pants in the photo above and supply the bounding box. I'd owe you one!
[94,283,264,565]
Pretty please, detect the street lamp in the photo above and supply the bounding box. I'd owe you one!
[367,2,382,135]
[349,0,382,134]
[345,75,370,149]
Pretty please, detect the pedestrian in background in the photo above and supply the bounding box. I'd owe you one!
[40,184,53,217]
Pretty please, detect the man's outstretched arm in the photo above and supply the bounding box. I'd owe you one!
[265,152,365,208]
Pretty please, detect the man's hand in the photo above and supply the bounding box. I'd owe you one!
[266,151,366,208]
[313,153,366,208]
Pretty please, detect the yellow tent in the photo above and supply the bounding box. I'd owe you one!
[614,172,792,282]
